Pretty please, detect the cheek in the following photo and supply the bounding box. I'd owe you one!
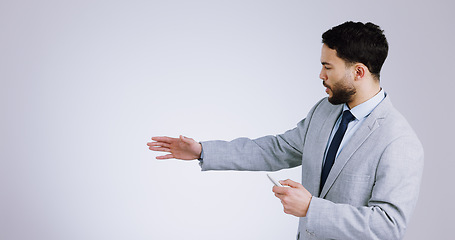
[326,71,339,83]
[330,69,348,82]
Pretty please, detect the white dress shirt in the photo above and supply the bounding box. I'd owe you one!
[322,89,386,166]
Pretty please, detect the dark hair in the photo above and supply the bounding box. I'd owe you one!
[322,21,389,80]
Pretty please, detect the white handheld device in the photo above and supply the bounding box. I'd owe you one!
[267,174,283,187]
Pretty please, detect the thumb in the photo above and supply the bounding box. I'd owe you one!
[280,179,302,189]
[180,135,193,144]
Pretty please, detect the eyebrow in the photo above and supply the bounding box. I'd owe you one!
[321,62,332,66]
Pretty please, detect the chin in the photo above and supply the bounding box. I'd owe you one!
[328,96,345,105]
[328,99,337,105]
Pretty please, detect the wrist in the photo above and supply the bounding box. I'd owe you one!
[197,142,203,160]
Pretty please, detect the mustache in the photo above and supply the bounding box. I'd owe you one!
[323,82,331,89]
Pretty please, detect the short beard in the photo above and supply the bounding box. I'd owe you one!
[327,80,356,105]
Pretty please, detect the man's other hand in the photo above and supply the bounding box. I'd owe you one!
[272,179,312,217]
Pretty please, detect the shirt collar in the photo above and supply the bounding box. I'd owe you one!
[342,89,385,120]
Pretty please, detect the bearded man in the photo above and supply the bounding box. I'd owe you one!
[148,21,424,240]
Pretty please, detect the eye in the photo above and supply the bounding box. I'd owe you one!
[324,66,331,70]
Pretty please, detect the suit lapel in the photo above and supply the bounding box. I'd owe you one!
[319,97,391,198]
[306,105,342,195]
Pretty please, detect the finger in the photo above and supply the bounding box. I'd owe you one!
[273,186,290,195]
[274,192,285,199]
[156,154,174,160]
[147,142,171,148]
[151,136,175,144]
[280,179,302,189]
[149,146,171,152]
[272,186,280,193]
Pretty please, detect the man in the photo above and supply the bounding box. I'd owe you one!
[147,22,424,239]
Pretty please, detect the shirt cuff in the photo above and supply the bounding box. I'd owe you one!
[198,143,204,167]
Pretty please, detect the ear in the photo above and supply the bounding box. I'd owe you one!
[354,64,367,80]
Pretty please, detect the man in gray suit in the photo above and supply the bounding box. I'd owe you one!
[147,22,424,239]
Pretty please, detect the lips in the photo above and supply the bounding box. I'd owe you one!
[323,82,330,90]
[323,82,331,94]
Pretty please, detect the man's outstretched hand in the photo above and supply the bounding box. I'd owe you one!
[147,135,202,160]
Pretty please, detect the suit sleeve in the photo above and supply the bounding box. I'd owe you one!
[303,135,424,240]
[200,99,325,172]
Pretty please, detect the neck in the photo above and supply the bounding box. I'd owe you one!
[347,84,381,109]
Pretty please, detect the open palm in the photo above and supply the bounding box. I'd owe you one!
[147,135,202,160]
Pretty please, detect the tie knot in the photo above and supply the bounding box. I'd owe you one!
[341,110,355,125]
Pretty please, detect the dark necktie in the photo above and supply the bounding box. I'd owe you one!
[320,110,356,193]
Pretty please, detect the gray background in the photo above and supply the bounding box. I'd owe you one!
[1,0,454,239]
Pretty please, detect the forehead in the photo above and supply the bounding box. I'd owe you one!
[320,44,345,66]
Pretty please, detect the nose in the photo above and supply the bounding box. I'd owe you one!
[319,68,327,81]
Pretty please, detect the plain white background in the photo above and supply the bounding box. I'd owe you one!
[1,0,454,239]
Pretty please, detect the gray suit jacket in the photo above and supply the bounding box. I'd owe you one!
[200,96,424,240]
